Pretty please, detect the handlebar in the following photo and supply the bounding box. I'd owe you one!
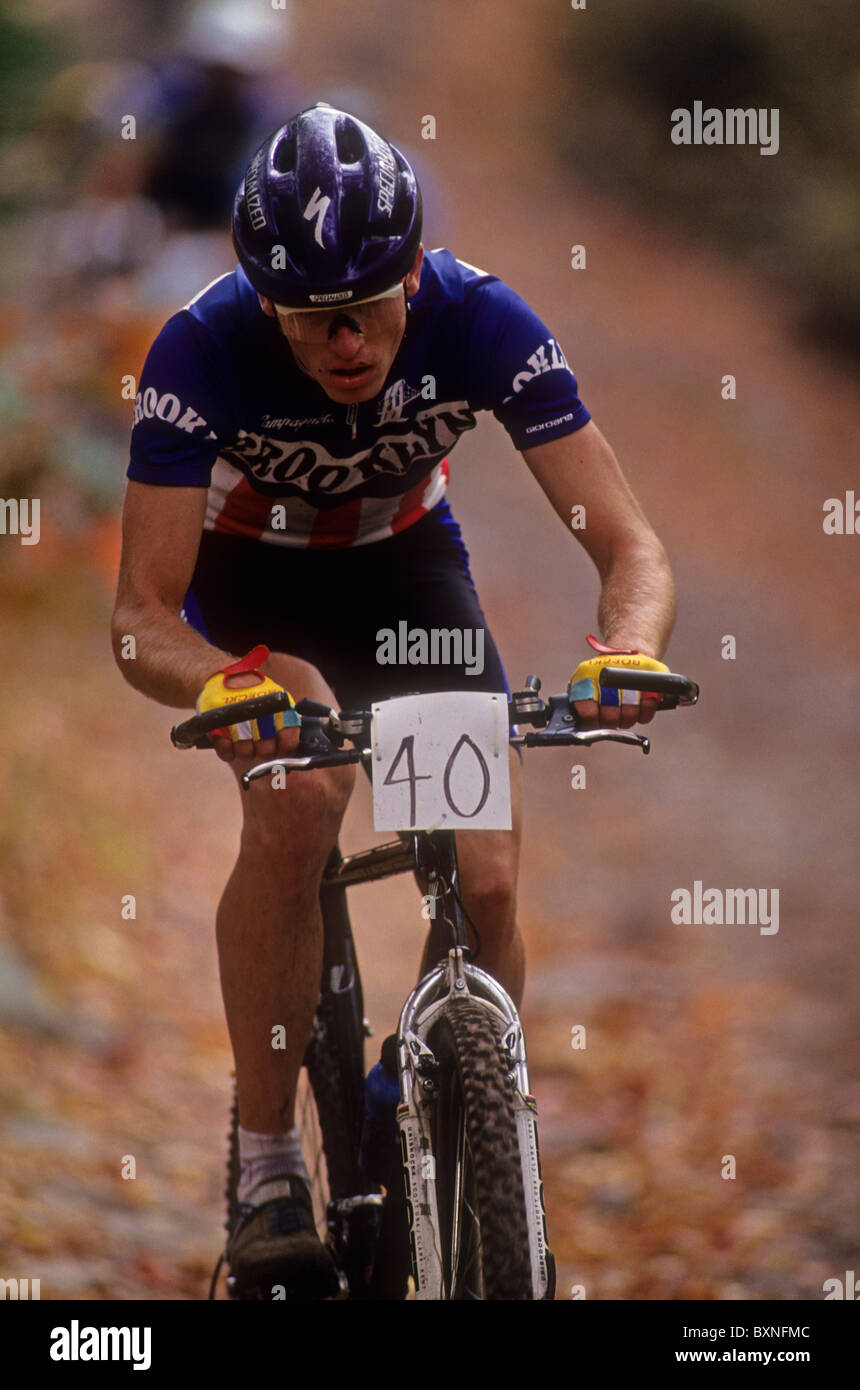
[170,690,299,750]
[597,666,698,705]
[170,666,699,783]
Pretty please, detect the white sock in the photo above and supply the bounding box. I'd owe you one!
[237,1126,310,1205]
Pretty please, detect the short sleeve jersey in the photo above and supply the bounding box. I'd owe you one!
[127,248,591,548]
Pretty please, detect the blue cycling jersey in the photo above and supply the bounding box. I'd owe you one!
[128,248,591,547]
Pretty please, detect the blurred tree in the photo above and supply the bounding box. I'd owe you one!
[556,0,860,359]
[0,10,58,212]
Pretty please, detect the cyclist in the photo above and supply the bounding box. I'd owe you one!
[111,102,676,1295]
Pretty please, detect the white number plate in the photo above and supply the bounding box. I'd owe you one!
[371,692,511,831]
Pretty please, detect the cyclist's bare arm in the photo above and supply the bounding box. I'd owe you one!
[111,481,234,708]
[111,481,308,762]
[521,420,676,659]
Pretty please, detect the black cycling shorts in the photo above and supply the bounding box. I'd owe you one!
[183,499,510,714]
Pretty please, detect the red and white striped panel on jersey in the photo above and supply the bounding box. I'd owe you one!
[205,458,450,549]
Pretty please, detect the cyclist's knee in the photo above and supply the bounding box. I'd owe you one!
[240,763,354,856]
[462,863,518,926]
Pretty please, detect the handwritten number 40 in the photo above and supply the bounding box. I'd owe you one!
[383,733,491,826]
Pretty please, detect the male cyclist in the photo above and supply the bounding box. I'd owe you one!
[111,103,675,1295]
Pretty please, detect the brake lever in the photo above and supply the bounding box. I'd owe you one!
[569,728,650,753]
[517,727,650,754]
[241,748,366,788]
[513,694,650,752]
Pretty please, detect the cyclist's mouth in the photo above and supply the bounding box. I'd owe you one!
[328,364,375,389]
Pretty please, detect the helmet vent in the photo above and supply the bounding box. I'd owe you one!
[273,131,297,173]
[335,118,366,165]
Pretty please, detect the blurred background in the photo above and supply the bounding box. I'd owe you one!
[0,0,857,1300]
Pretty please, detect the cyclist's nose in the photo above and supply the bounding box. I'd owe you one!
[328,314,364,348]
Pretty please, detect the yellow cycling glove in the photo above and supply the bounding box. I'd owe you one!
[196,644,301,741]
[569,634,669,707]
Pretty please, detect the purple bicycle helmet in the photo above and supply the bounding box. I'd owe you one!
[232,102,422,308]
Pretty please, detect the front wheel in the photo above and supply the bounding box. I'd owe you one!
[427,998,533,1299]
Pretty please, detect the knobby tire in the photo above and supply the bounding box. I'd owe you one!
[428,998,533,1299]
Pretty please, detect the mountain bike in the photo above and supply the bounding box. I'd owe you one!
[172,664,698,1300]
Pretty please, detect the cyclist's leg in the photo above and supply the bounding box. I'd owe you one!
[218,654,357,1295]
[215,653,355,1135]
[412,749,524,1002]
[447,751,524,1004]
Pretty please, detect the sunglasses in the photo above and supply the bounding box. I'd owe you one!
[274,281,405,344]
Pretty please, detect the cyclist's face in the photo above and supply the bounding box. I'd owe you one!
[262,247,423,405]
